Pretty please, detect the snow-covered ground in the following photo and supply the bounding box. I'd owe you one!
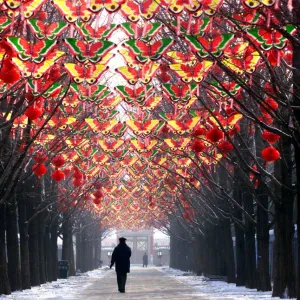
[160,267,296,300]
[0,268,109,300]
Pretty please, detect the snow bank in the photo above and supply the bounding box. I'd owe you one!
[0,268,108,300]
[159,267,296,300]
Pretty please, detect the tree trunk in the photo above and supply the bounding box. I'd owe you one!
[233,173,246,286]
[256,183,271,291]
[223,221,236,283]
[38,211,46,284]
[27,201,40,287]
[243,187,257,289]
[18,194,31,290]
[6,198,22,291]
[44,224,51,281]
[272,136,296,298]
[0,203,11,295]
[49,220,58,281]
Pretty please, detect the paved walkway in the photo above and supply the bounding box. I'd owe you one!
[79,267,206,299]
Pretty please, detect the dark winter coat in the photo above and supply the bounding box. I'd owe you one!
[143,254,148,264]
[110,243,131,274]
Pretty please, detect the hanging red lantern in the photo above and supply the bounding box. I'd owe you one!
[93,190,103,199]
[262,130,280,144]
[32,163,47,177]
[51,155,65,168]
[51,170,65,182]
[206,127,223,143]
[93,197,101,205]
[33,151,47,163]
[63,168,71,177]
[264,97,279,111]
[72,178,83,187]
[218,140,233,153]
[191,139,206,152]
[73,170,83,179]
[261,147,280,162]
[25,104,43,120]
[193,125,206,137]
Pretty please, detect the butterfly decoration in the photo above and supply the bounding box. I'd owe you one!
[169,60,214,82]
[70,83,109,102]
[162,84,197,102]
[119,22,163,40]
[167,0,201,15]
[167,117,200,134]
[27,19,68,40]
[52,0,91,23]
[64,63,109,85]
[75,22,118,42]
[97,110,119,121]
[139,0,161,20]
[243,0,275,9]
[47,116,76,130]
[87,0,125,13]
[139,96,162,110]
[98,96,122,110]
[118,49,140,67]
[12,50,65,78]
[222,43,260,74]
[195,0,224,16]
[123,38,174,63]
[126,119,162,136]
[120,1,140,22]
[0,16,11,33]
[246,25,296,51]
[185,33,235,58]
[129,138,159,152]
[115,85,154,102]
[115,62,160,85]
[7,37,57,63]
[64,39,116,64]
[4,0,46,18]
[99,139,125,152]
[163,137,191,151]
[166,51,197,64]
[85,118,119,134]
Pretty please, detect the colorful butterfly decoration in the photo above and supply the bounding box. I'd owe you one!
[119,22,163,40]
[87,0,125,13]
[185,33,235,58]
[167,117,200,134]
[172,17,211,36]
[4,0,46,18]
[64,63,109,85]
[27,19,68,40]
[115,85,154,102]
[64,38,116,64]
[52,0,91,23]
[126,119,164,136]
[123,38,174,63]
[115,62,160,85]
[169,60,214,82]
[7,37,57,63]
[70,84,110,102]
[99,139,125,152]
[246,25,296,51]
[162,84,197,102]
[75,22,118,42]
[12,51,65,78]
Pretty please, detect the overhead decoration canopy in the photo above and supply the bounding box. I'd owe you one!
[1,0,295,229]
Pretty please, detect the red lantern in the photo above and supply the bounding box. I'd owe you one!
[72,178,83,187]
[193,125,206,137]
[93,190,103,199]
[51,170,65,182]
[25,104,43,120]
[264,97,278,111]
[261,147,280,162]
[93,198,101,205]
[262,130,280,144]
[73,170,83,179]
[191,139,206,153]
[51,155,65,168]
[32,163,47,177]
[63,168,71,177]
[33,152,47,163]
[206,127,223,143]
[218,140,233,153]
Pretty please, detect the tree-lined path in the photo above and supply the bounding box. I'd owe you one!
[73,267,207,300]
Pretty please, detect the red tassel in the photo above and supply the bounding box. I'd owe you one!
[267,11,271,28]
[176,15,181,36]
[274,0,279,9]
[187,15,192,34]
[288,0,293,10]
[277,51,281,66]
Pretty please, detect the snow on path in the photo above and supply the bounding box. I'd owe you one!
[0,268,109,300]
[159,267,296,300]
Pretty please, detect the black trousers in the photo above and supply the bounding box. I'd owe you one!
[116,272,127,292]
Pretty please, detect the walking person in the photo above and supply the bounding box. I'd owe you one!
[142,252,148,267]
[110,237,131,293]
